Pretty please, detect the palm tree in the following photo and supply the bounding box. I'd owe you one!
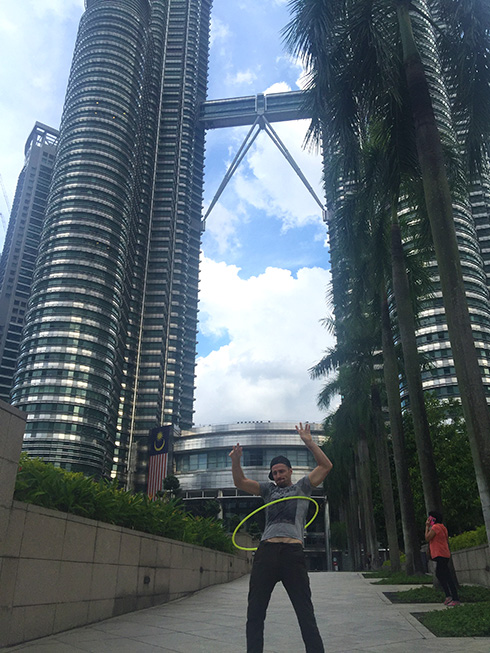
[312,299,405,572]
[324,409,365,570]
[285,0,490,542]
[370,381,402,572]
[323,125,436,572]
[380,288,425,574]
[313,146,427,572]
[317,368,381,570]
[352,116,444,516]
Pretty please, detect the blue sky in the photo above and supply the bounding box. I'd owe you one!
[0,0,336,425]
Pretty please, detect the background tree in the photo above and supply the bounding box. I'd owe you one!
[404,395,484,536]
[162,474,181,498]
[285,0,490,542]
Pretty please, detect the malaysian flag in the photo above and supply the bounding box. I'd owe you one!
[147,425,171,499]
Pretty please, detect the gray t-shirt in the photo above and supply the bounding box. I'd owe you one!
[259,475,313,543]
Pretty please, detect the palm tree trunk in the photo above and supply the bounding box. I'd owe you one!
[391,217,443,514]
[357,426,380,569]
[380,287,424,574]
[347,470,363,571]
[371,382,401,572]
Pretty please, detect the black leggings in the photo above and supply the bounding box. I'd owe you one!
[246,542,324,653]
[434,556,459,601]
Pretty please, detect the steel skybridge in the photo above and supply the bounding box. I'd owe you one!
[199,91,327,227]
[200,90,310,129]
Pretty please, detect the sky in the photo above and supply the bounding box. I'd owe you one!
[0,0,336,426]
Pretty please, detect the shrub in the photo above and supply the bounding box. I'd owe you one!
[14,454,233,554]
[449,525,487,552]
[381,553,406,569]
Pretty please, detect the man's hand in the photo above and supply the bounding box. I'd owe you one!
[229,443,260,495]
[229,443,243,463]
[296,422,312,444]
[296,422,333,487]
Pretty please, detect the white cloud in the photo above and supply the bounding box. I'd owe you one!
[193,256,335,425]
[233,118,324,230]
[210,16,231,47]
[0,2,84,243]
[203,202,246,255]
[264,82,291,94]
[226,69,259,86]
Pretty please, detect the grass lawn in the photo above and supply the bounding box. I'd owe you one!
[382,584,490,636]
[385,584,490,604]
[414,602,490,637]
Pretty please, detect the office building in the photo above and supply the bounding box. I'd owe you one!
[8,0,489,499]
[327,1,490,405]
[10,0,212,489]
[403,2,490,402]
[0,123,58,402]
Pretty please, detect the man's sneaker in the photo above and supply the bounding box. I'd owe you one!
[443,597,452,605]
[448,600,461,607]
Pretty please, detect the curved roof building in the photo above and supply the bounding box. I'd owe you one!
[174,421,326,493]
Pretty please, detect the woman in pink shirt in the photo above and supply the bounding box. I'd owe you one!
[425,511,460,606]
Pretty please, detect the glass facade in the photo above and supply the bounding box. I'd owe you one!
[10,0,212,487]
[327,0,490,408]
[400,1,490,403]
[0,123,59,402]
[173,421,323,491]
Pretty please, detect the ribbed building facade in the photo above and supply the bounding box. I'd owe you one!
[0,123,59,402]
[401,2,490,404]
[10,0,212,489]
[326,1,490,406]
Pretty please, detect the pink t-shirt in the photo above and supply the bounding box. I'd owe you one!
[429,523,450,558]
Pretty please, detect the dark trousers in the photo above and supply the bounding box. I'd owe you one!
[246,542,324,653]
[434,556,459,600]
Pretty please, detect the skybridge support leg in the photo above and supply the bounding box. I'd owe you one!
[202,115,328,230]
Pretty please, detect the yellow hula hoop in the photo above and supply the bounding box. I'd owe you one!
[232,495,319,551]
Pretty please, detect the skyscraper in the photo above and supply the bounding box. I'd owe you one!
[11,0,212,489]
[399,3,490,403]
[326,1,490,407]
[0,123,59,402]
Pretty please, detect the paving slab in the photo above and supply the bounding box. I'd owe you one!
[3,572,489,652]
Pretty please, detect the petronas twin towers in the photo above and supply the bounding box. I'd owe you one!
[10,0,212,489]
[4,1,490,493]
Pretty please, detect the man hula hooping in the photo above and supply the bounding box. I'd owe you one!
[229,422,333,653]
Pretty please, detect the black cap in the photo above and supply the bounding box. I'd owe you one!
[268,455,292,480]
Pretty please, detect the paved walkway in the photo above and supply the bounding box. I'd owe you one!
[4,572,490,652]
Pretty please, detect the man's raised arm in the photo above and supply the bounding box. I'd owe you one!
[229,443,261,495]
[296,422,333,487]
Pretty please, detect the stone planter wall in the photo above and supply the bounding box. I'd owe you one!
[0,400,250,648]
[451,543,490,587]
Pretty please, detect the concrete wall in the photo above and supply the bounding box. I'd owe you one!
[452,544,490,587]
[0,400,25,547]
[0,501,250,647]
[0,400,251,648]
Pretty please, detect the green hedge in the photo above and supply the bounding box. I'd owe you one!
[14,454,234,554]
[449,525,488,552]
